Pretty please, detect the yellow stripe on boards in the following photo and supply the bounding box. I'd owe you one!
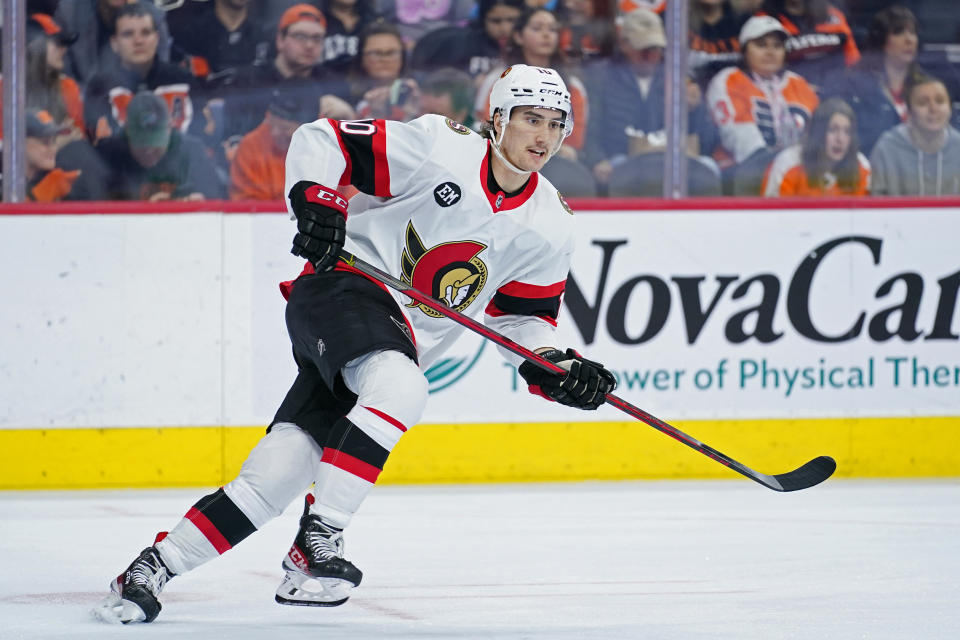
[1,417,958,490]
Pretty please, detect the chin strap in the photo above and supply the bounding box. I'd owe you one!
[490,121,530,176]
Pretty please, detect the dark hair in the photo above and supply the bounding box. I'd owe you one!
[904,71,951,112]
[801,98,861,193]
[762,0,830,24]
[477,0,524,23]
[503,7,563,67]
[114,2,157,32]
[25,35,68,124]
[421,67,475,118]
[355,21,406,73]
[865,5,919,52]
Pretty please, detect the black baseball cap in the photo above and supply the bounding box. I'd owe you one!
[26,108,69,138]
[28,13,78,46]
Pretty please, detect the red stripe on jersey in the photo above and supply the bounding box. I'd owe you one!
[185,507,232,554]
[321,447,382,483]
[498,280,566,299]
[484,299,559,327]
[479,143,539,212]
[371,120,391,197]
[362,405,408,432]
[329,118,353,187]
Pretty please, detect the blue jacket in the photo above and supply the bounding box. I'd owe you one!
[582,58,719,168]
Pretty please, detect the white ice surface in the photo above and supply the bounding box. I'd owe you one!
[0,480,958,639]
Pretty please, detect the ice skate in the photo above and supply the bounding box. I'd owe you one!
[275,500,362,607]
[92,546,174,624]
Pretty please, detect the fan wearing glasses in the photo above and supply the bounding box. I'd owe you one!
[220,4,354,146]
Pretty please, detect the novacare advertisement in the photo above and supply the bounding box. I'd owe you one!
[421,208,960,423]
[1,206,957,430]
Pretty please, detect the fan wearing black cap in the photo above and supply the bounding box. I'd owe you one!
[96,91,224,201]
[229,86,324,201]
[23,109,82,202]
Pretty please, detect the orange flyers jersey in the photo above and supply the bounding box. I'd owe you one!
[107,84,193,134]
[284,114,576,368]
[762,145,871,196]
[706,67,819,163]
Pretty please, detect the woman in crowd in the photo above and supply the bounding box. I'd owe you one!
[349,21,420,121]
[760,0,860,91]
[762,98,870,196]
[1,14,85,143]
[474,7,588,157]
[870,73,960,196]
[706,14,819,194]
[824,5,921,156]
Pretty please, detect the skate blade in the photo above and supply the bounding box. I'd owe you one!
[91,593,148,624]
[275,571,353,607]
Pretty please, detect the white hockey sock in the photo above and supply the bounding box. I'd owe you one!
[310,351,427,529]
[156,423,323,575]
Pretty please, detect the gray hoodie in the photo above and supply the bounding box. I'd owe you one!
[869,123,960,196]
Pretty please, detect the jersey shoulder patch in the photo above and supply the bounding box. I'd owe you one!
[444,118,472,135]
[557,191,574,215]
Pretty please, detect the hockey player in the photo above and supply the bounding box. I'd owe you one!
[94,64,617,624]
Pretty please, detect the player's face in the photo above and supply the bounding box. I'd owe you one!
[884,26,918,67]
[362,33,404,81]
[25,136,57,173]
[908,81,951,134]
[744,34,786,78]
[515,10,559,60]
[824,112,852,163]
[112,15,159,68]
[497,107,565,172]
[278,21,325,69]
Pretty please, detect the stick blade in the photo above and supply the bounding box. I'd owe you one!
[771,456,837,492]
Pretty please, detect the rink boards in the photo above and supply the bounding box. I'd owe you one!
[1,198,958,488]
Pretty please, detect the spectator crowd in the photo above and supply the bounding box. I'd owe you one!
[3,0,959,201]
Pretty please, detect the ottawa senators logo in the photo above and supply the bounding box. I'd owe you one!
[400,222,487,318]
[444,118,471,135]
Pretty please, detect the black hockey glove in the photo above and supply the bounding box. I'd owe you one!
[518,348,617,410]
[288,180,349,272]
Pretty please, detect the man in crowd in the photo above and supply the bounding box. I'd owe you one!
[219,4,353,146]
[96,91,223,201]
[55,0,172,84]
[583,8,718,189]
[166,0,270,81]
[83,2,199,144]
[229,86,323,201]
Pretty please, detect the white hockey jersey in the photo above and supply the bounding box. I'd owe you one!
[283,114,577,369]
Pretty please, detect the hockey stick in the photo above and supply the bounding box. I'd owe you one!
[339,250,836,492]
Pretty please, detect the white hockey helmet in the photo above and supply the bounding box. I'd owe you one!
[488,64,573,139]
